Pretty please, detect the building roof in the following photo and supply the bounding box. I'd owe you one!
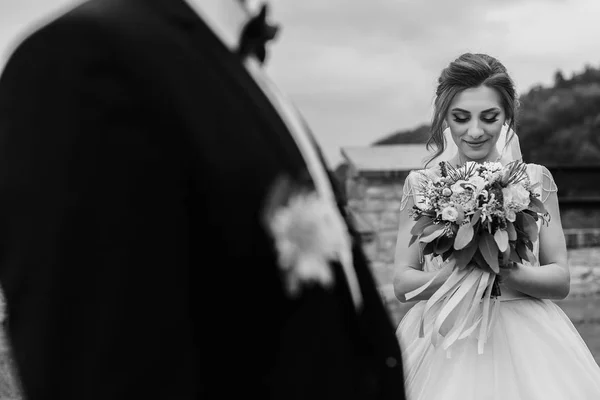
[341,144,440,172]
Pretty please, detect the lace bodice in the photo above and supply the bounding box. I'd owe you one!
[400,163,558,272]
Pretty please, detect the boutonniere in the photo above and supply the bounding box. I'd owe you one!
[263,175,362,309]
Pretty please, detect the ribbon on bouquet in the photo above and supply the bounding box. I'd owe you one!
[405,261,500,356]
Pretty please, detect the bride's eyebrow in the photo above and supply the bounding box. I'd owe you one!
[450,107,501,113]
[481,107,501,113]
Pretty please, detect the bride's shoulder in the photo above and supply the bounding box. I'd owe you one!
[522,162,558,201]
[407,164,443,181]
[401,167,440,210]
[523,162,553,179]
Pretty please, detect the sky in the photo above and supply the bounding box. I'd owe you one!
[1,0,598,166]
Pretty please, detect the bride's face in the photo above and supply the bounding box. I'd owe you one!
[445,85,506,162]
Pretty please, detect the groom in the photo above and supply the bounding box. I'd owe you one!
[0,0,406,399]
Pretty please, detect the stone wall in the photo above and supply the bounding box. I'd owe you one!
[345,173,408,288]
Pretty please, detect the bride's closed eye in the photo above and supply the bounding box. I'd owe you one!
[481,113,500,123]
[452,114,469,123]
[451,113,499,124]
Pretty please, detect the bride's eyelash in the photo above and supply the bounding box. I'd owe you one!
[453,116,469,123]
[482,114,499,123]
[452,115,499,124]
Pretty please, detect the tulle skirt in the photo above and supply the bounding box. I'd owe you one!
[397,297,600,400]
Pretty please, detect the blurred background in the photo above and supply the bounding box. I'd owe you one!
[0,0,599,397]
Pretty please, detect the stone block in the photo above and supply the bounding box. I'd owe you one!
[378,230,399,264]
[355,211,380,231]
[347,199,364,210]
[380,211,400,231]
[363,198,387,212]
[383,199,402,213]
[346,178,367,200]
[383,185,403,200]
[362,239,378,262]
[370,262,396,286]
[365,185,389,199]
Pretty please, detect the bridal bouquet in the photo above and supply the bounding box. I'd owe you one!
[406,160,549,354]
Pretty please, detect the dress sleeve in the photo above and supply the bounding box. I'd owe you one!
[400,170,428,211]
[540,165,558,203]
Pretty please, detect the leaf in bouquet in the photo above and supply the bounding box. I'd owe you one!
[517,212,539,242]
[506,221,517,241]
[479,230,499,273]
[454,239,478,269]
[509,244,522,263]
[472,249,487,268]
[434,233,454,254]
[515,240,529,261]
[524,238,534,251]
[408,234,418,247]
[525,245,537,265]
[455,207,466,224]
[470,209,482,226]
[421,242,435,256]
[410,216,434,236]
[419,225,444,243]
[523,209,539,221]
[422,223,444,236]
[453,222,474,250]
[505,161,529,185]
[473,249,497,274]
[528,196,547,215]
[442,249,453,261]
[493,229,509,253]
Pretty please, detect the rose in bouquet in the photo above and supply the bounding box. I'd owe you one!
[405,160,549,354]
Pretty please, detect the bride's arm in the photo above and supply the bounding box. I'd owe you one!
[501,167,570,300]
[392,174,453,303]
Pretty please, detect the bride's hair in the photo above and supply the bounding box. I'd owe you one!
[426,53,518,166]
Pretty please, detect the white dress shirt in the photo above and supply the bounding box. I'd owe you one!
[184,0,363,310]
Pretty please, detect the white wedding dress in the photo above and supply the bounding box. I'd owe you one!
[396,163,600,400]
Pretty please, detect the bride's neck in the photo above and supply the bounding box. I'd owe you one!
[452,149,502,167]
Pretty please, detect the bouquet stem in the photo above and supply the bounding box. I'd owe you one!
[491,276,502,297]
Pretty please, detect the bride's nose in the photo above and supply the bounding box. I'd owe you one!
[467,123,485,140]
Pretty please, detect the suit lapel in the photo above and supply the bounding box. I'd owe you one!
[143,0,311,180]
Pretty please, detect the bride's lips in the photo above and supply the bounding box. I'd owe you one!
[463,139,488,149]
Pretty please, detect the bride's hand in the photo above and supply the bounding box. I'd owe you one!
[439,257,458,281]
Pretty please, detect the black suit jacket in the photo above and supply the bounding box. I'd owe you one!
[0,0,406,399]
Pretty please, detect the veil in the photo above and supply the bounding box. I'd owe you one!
[429,124,523,164]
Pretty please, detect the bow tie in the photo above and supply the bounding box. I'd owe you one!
[238,4,280,64]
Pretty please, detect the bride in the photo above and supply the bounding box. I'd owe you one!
[393,52,600,399]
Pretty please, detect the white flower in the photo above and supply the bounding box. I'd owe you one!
[502,183,531,211]
[479,189,489,201]
[441,206,459,222]
[451,180,470,194]
[468,176,487,192]
[482,161,503,172]
[462,199,477,213]
[505,209,517,222]
[416,196,432,211]
[267,192,354,299]
[442,188,452,197]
